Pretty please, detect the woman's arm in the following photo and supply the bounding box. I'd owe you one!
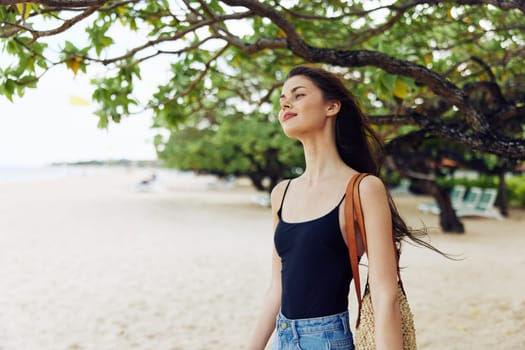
[245,182,286,350]
[246,248,282,349]
[359,175,403,350]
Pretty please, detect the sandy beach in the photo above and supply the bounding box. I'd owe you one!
[0,167,524,350]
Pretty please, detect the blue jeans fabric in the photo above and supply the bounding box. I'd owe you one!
[272,310,354,350]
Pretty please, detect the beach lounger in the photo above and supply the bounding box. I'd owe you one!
[456,188,504,220]
[456,187,483,210]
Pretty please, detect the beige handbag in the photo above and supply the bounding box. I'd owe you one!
[345,173,417,350]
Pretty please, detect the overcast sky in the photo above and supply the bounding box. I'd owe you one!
[0,67,160,167]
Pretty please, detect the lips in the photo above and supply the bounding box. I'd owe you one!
[281,112,297,122]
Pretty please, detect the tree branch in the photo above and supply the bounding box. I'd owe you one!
[370,113,423,126]
[491,98,525,122]
[29,6,100,44]
[89,35,221,69]
[0,0,109,7]
[101,0,139,11]
[158,44,229,107]
[386,112,525,159]
[0,20,28,38]
[340,1,431,48]
[222,0,493,134]
[370,107,525,159]
[471,56,497,83]
[0,1,136,41]
[277,0,445,21]
[312,53,491,134]
[450,0,525,13]
[81,12,250,65]
[33,0,142,13]
[222,0,310,56]
[257,81,282,106]
[216,32,288,53]
[277,4,350,21]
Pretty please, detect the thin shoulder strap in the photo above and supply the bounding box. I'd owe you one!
[278,179,292,213]
[336,192,346,207]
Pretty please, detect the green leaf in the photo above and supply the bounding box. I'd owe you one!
[17,75,38,87]
[5,40,18,55]
[380,73,396,92]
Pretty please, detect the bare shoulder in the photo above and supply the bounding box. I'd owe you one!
[270,179,290,212]
[358,174,388,203]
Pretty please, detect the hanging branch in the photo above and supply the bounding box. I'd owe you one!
[0,0,109,7]
[222,0,491,133]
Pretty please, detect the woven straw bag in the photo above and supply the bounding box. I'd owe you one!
[345,173,417,350]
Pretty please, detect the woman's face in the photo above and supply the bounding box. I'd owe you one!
[278,75,336,139]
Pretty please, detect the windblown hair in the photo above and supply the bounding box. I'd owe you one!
[286,66,439,255]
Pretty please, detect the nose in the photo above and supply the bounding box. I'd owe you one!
[280,99,291,110]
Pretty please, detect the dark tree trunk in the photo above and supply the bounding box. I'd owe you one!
[268,175,280,194]
[497,171,509,217]
[248,172,266,192]
[243,149,287,193]
[419,180,465,233]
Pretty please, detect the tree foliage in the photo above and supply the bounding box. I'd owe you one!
[1,0,524,231]
[156,111,304,191]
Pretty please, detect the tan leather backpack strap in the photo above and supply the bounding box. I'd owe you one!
[345,172,368,328]
[352,173,369,253]
[345,172,361,291]
[352,174,405,290]
[352,173,370,327]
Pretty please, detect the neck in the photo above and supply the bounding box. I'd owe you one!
[299,125,347,185]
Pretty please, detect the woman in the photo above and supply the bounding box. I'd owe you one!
[247,66,423,350]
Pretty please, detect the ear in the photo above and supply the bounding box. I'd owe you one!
[326,100,341,117]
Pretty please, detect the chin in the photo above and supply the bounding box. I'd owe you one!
[281,124,307,139]
[281,118,324,140]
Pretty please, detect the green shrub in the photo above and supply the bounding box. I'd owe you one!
[507,175,525,207]
[436,175,498,190]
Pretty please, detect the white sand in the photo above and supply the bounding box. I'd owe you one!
[0,168,523,350]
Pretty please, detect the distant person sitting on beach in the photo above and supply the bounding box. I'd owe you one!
[246,66,445,350]
[136,172,160,193]
[139,173,157,185]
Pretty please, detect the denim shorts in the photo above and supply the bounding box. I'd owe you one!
[272,310,354,350]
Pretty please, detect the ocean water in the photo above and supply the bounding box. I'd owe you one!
[0,166,96,184]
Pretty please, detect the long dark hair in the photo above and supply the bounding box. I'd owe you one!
[286,65,442,256]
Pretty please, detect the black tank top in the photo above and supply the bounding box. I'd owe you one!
[274,179,353,319]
